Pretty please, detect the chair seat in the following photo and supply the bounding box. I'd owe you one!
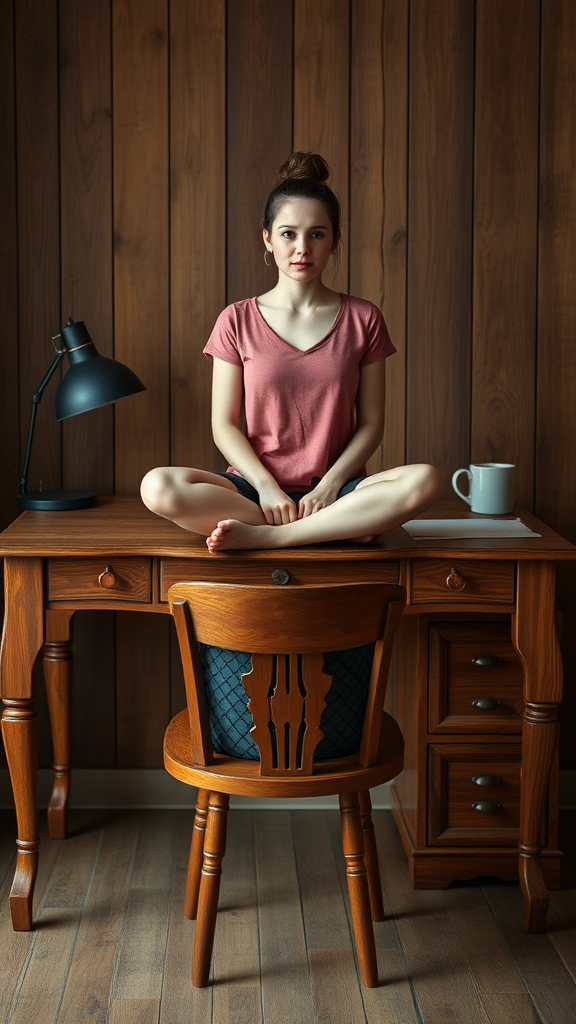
[164,708,404,798]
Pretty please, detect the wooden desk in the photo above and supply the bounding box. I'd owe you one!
[1,496,574,933]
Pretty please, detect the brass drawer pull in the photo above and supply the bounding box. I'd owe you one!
[472,696,501,710]
[446,567,466,591]
[471,774,502,787]
[271,569,290,585]
[98,565,116,589]
[472,800,501,813]
[471,654,503,668]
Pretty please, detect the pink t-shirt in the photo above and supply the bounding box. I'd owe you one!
[203,293,395,490]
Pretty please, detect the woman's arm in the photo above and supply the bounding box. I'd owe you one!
[298,358,386,518]
[211,358,299,525]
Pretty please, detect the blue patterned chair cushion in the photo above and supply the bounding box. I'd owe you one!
[198,642,374,761]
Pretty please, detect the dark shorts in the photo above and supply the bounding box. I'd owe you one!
[218,473,366,506]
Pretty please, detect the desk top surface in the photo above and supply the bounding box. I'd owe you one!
[1,496,574,561]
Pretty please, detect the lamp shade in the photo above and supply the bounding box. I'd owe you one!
[55,319,146,420]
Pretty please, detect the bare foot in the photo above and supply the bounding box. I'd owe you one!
[206,519,280,552]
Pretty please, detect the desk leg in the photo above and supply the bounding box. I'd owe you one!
[0,557,44,930]
[44,610,75,840]
[513,561,562,933]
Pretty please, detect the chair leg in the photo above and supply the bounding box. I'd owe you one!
[184,788,210,920]
[339,791,378,987]
[359,790,385,921]
[192,790,230,987]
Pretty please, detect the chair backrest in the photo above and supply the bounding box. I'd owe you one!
[168,582,406,776]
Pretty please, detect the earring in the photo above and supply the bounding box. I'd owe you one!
[264,247,273,267]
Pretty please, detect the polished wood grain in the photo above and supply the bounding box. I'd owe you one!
[227,0,292,305]
[406,0,474,489]
[48,557,152,602]
[294,0,349,293]
[428,744,522,846]
[411,559,515,605]
[472,0,539,507]
[43,608,74,840]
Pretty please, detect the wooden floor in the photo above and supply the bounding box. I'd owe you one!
[0,808,574,1024]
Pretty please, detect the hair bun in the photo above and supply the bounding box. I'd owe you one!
[273,152,330,188]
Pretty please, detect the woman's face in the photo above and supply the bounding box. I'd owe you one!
[263,199,336,283]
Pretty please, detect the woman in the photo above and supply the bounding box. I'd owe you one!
[141,153,442,549]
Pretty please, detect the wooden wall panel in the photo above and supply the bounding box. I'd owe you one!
[0,0,20,530]
[113,0,171,768]
[15,0,61,494]
[170,0,226,472]
[537,0,576,767]
[472,0,539,508]
[113,0,170,491]
[381,0,408,471]
[227,0,293,305]
[406,0,474,490]
[294,0,350,294]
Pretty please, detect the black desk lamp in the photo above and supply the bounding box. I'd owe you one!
[18,318,146,511]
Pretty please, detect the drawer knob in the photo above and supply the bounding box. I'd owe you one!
[446,567,466,591]
[472,800,501,814]
[471,654,503,668]
[271,568,290,585]
[471,774,502,787]
[472,696,501,710]
[98,565,116,589]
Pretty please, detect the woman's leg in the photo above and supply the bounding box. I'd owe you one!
[140,467,267,534]
[206,464,443,551]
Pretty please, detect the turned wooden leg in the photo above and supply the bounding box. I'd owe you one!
[2,698,40,931]
[192,791,230,987]
[359,790,384,921]
[184,788,210,920]
[512,561,562,933]
[339,791,378,987]
[44,610,75,840]
[1,556,44,931]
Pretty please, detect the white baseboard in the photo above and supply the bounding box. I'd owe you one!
[1,769,575,811]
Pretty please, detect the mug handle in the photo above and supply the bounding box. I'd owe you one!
[452,468,472,506]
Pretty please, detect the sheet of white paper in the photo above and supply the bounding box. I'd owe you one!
[401,518,541,540]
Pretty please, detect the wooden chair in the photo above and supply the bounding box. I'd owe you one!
[164,581,406,987]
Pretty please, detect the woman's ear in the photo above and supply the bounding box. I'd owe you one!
[262,229,271,249]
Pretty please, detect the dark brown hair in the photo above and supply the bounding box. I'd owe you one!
[263,152,341,250]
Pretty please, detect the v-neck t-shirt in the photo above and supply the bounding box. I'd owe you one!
[203,293,396,490]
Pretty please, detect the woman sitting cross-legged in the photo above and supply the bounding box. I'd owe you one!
[141,152,442,550]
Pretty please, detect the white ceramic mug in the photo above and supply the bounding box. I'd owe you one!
[451,463,515,515]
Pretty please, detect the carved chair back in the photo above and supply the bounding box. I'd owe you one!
[168,582,406,776]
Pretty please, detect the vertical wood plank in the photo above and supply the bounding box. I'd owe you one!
[0,0,20,529]
[170,0,226,472]
[406,0,474,489]
[294,0,350,294]
[60,0,114,496]
[15,0,61,493]
[472,0,540,508]
[113,0,169,491]
[537,0,576,770]
[113,0,171,770]
[227,0,293,305]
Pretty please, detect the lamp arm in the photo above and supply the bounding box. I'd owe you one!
[19,348,66,496]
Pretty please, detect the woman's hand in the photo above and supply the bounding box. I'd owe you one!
[258,482,298,525]
[297,479,340,519]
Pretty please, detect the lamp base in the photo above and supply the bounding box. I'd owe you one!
[18,489,97,511]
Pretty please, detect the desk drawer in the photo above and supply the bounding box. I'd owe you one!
[428,622,524,734]
[160,558,399,601]
[411,559,515,605]
[48,558,151,603]
[428,744,521,846]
